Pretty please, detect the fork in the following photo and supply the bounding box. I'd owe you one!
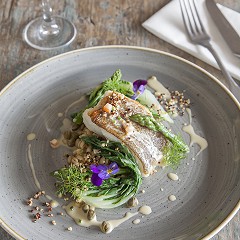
[179,0,240,100]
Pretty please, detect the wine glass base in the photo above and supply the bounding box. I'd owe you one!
[23,16,77,50]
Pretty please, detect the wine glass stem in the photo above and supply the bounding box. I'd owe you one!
[40,0,60,37]
[42,0,53,22]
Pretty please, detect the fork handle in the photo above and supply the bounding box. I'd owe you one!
[204,42,240,101]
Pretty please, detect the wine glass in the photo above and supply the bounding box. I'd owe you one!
[22,0,77,50]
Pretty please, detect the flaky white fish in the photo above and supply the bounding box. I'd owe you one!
[83,91,167,177]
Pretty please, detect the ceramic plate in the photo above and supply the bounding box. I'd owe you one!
[0,46,239,240]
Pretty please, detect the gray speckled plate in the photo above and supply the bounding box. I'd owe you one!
[0,46,239,240]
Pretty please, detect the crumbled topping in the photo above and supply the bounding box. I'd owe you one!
[49,139,59,148]
[102,103,113,113]
[26,191,59,224]
[62,125,109,170]
[156,90,190,116]
[67,227,73,231]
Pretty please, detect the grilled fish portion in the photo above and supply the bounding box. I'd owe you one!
[83,91,167,177]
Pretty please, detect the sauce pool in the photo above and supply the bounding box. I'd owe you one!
[27,133,36,141]
[63,202,152,233]
[182,108,208,156]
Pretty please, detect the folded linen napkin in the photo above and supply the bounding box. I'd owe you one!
[142,0,240,81]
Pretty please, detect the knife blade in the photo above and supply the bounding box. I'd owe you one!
[206,0,240,57]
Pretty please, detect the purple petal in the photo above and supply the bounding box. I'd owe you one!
[133,79,147,92]
[132,79,147,100]
[90,165,100,174]
[109,162,119,171]
[97,165,108,171]
[138,84,145,94]
[91,173,103,186]
[131,93,138,100]
[98,171,110,180]
[91,162,120,186]
[111,168,119,175]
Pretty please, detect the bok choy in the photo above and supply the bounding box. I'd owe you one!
[51,136,142,209]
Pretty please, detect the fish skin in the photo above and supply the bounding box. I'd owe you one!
[83,91,167,177]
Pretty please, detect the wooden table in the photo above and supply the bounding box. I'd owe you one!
[0,0,239,239]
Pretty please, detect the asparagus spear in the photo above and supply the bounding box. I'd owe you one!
[130,114,189,153]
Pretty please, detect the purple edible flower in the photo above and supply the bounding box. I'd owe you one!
[131,79,148,100]
[90,162,119,186]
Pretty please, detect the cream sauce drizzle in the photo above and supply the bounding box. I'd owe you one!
[50,200,59,208]
[64,202,152,233]
[51,96,87,149]
[60,118,73,133]
[27,144,41,189]
[58,112,63,117]
[167,173,179,181]
[132,219,141,224]
[138,205,152,215]
[50,118,73,149]
[104,212,138,233]
[64,95,87,116]
[147,76,171,99]
[27,133,36,141]
[27,143,60,205]
[168,195,177,202]
[182,108,208,156]
[63,202,99,227]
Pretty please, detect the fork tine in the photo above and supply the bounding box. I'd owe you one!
[188,0,200,34]
[192,0,207,34]
[179,0,194,36]
[179,0,239,93]
[180,0,207,37]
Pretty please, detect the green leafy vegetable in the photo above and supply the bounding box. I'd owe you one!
[73,70,134,124]
[51,136,142,209]
[130,113,189,168]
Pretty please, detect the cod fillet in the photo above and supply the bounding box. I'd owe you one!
[83,91,167,176]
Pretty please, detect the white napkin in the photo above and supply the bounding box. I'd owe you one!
[142,0,240,81]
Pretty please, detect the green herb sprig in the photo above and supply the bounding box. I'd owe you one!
[51,136,142,209]
[73,70,133,124]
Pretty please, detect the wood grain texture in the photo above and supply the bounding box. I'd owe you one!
[0,0,239,239]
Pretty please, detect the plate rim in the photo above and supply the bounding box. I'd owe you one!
[1,46,239,107]
[0,45,239,240]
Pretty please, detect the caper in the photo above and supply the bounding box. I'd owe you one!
[82,204,90,213]
[87,209,96,220]
[63,130,72,140]
[127,196,139,208]
[71,131,80,140]
[67,138,76,147]
[101,221,111,233]
[72,123,80,131]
